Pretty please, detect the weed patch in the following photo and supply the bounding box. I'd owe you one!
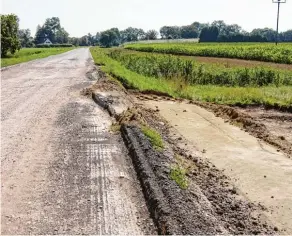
[141,125,164,150]
[170,165,188,189]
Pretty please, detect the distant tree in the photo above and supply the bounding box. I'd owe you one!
[34,17,69,44]
[86,33,95,46]
[211,20,227,35]
[199,26,219,42]
[251,28,276,42]
[55,27,69,44]
[79,35,90,46]
[95,32,101,45]
[180,25,199,39]
[99,28,120,47]
[191,22,209,33]
[120,27,145,43]
[160,26,181,39]
[144,30,158,40]
[18,29,34,47]
[1,14,21,57]
[69,37,80,46]
[279,30,292,42]
[34,25,45,44]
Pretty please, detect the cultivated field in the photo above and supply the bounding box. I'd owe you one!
[90,46,292,108]
[1,48,74,67]
[125,42,292,64]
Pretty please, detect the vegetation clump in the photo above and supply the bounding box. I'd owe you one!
[141,125,164,150]
[170,165,188,189]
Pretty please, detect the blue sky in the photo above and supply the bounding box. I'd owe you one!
[1,0,292,37]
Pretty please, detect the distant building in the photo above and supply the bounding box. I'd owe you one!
[43,38,52,45]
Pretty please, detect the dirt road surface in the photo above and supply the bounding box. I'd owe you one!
[1,49,155,234]
[143,100,292,234]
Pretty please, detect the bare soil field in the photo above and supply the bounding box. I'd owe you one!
[187,56,292,70]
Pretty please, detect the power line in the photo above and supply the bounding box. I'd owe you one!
[272,0,287,45]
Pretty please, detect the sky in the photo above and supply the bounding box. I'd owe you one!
[1,0,292,37]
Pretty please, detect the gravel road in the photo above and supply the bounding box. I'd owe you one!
[1,48,155,234]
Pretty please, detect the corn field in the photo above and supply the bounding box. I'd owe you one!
[107,49,292,87]
[125,42,292,64]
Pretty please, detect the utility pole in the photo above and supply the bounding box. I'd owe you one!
[272,0,286,45]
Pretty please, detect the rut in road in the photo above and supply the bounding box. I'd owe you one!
[1,48,155,234]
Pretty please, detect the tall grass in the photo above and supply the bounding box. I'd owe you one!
[125,42,292,64]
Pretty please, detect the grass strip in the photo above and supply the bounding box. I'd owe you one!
[1,47,74,67]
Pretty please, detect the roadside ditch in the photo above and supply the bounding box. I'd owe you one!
[84,68,279,234]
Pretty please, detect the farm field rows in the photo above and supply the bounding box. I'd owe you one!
[125,42,292,64]
[90,47,292,109]
[1,47,74,67]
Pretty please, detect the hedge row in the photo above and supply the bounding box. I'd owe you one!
[35,44,73,48]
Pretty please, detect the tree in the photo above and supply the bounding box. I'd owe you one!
[99,28,120,47]
[191,22,209,33]
[211,20,227,35]
[251,28,276,42]
[1,14,21,57]
[55,27,69,44]
[18,29,34,47]
[94,32,101,45]
[87,33,95,46]
[160,26,181,39]
[34,17,69,44]
[280,30,292,42]
[143,30,158,40]
[34,25,45,44]
[225,24,242,36]
[69,37,80,46]
[180,25,199,39]
[120,27,145,43]
[199,26,219,42]
[79,35,90,46]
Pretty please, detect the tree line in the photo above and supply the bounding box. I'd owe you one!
[77,21,292,47]
[1,14,292,57]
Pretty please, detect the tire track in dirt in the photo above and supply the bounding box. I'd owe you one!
[1,48,155,234]
[41,100,154,234]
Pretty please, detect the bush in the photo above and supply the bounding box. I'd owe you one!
[35,44,73,48]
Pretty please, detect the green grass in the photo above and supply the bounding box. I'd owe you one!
[141,125,164,150]
[170,165,188,189]
[89,47,292,108]
[1,48,74,67]
[125,42,292,64]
